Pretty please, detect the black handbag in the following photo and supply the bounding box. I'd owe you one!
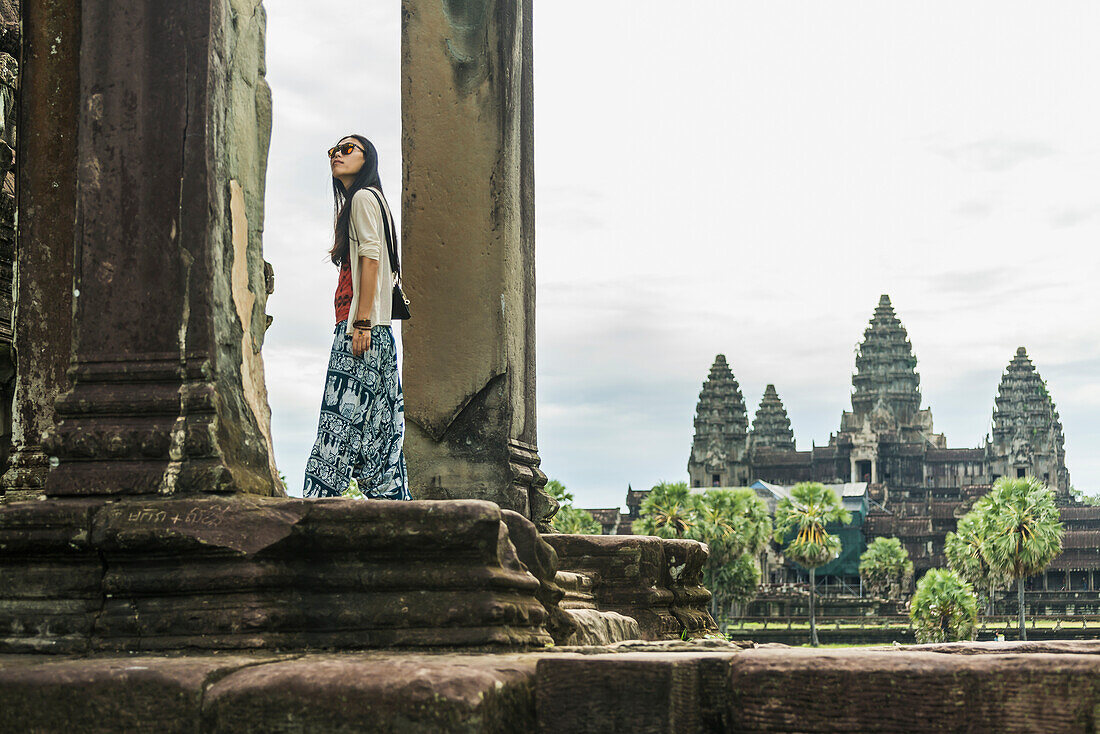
[361,187,411,320]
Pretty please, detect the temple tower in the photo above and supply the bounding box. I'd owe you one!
[834,295,942,485]
[839,295,940,441]
[748,384,795,452]
[850,295,921,425]
[989,347,1071,496]
[688,355,749,488]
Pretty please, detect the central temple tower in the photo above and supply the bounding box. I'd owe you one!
[840,295,938,441]
[835,294,944,483]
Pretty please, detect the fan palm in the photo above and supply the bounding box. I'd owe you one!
[774,482,851,646]
[978,476,1063,640]
[633,482,696,538]
[910,568,979,643]
[943,502,1007,615]
[689,488,772,617]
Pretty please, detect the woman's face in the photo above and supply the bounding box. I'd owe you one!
[330,137,366,180]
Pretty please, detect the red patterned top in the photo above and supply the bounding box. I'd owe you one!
[334,260,353,323]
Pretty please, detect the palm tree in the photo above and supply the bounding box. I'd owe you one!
[978,476,1063,641]
[633,481,696,538]
[689,488,772,619]
[858,536,913,600]
[944,502,1007,615]
[774,482,851,646]
[910,568,979,643]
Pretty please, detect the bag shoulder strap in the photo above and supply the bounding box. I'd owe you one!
[361,187,401,277]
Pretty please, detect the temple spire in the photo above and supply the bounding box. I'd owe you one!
[991,347,1071,495]
[688,354,749,488]
[749,384,795,451]
[850,294,922,425]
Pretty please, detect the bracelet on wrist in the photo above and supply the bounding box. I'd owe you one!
[352,318,372,330]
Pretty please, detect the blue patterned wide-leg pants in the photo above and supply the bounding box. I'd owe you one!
[303,322,411,500]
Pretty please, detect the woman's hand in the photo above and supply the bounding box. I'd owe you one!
[352,327,371,357]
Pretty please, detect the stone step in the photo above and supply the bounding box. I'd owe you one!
[553,569,643,645]
[554,570,596,609]
[0,489,44,504]
[559,608,640,647]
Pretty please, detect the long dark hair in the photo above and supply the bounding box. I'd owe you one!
[328,134,384,266]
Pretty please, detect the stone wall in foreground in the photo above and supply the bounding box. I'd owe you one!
[5,641,1100,732]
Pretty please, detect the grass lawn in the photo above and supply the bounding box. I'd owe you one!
[795,643,896,648]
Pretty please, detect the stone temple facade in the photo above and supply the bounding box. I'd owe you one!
[679,295,1096,593]
[691,295,1072,498]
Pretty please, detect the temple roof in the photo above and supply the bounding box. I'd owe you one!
[850,294,922,425]
[750,384,796,451]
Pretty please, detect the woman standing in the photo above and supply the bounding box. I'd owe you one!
[303,135,410,500]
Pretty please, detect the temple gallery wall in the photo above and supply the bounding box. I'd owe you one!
[1,1,1099,732]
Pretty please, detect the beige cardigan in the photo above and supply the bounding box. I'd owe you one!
[345,188,395,336]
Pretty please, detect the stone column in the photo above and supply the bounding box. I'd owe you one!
[0,0,18,473]
[401,0,555,529]
[1,0,78,500]
[35,0,280,497]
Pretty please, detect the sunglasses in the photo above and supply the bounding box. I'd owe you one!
[327,142,364,159]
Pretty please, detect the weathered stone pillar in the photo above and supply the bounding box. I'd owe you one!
[1,0,78,500]
[401,0,555,529]
[0,0,18,474]
[35,0,280,497]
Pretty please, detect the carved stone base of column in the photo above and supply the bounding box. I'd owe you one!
[42,358,281,497]
[0,496,553,653]
[508,438,556,531]
[0,444,49,501]
[407,424,556,531]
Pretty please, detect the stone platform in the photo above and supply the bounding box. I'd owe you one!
[5,640,1100,732]
[0,496,712,653]
[0,496,560,653]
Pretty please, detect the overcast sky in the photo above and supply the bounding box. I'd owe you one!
[263,1,1100,509]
